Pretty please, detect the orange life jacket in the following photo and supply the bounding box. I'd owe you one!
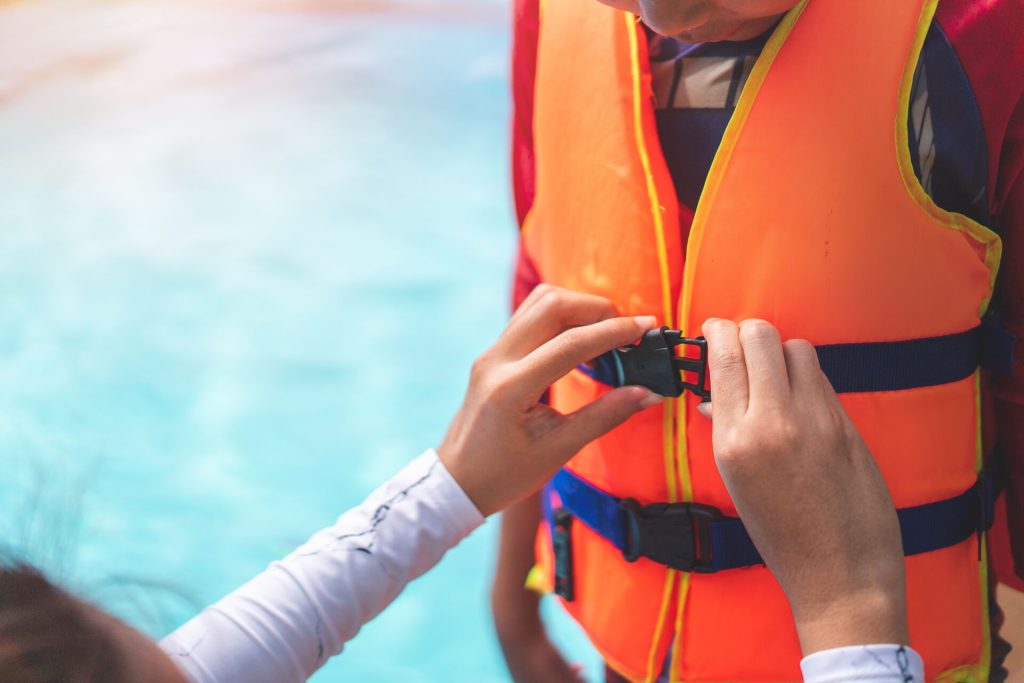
[521,1,1003,681]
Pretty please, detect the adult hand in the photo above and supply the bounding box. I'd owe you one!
[701,318,908,655]
[439,284,661,517]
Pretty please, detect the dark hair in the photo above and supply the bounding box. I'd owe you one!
[0,562,128,683]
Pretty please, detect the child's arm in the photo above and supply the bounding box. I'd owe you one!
[493,1,583,678]
[492,493,585,683]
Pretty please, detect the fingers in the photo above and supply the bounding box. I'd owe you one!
[702,318,749,422]
[506,282,554,326]
[499,286,624,360]
[551,385,660,459]
[517,315,657,398]
[782,338,825,399]
[738,320,790,408]
[781,339,849,419]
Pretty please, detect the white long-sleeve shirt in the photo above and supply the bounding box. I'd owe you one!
[159,450,925,683]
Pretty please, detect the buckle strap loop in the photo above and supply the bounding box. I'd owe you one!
[581,325,988,400]
[590,327,709,400]
[620,498,720,572]
[548,459,1001,574]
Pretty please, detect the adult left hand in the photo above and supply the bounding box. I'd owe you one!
[439,285,661,516]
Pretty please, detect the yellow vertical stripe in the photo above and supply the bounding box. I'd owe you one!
[626,15,678,681]
[667,6,806,682]
[625,14,674,332]
[676,0,807,503]
[974,372,992,682]
[896,2,995,676]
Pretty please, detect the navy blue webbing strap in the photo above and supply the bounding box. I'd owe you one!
[580,323,1015,394]
[815,329,979,393]
[546,453,1002,572]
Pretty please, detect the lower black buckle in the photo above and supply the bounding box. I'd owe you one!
[620,498,721,572]
[613,327,710,399]
[552,508,575,601]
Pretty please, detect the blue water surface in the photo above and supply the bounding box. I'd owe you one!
[0,1,601,680]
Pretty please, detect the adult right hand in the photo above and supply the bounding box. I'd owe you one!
[701,318,908,656]
[439,284,659,517]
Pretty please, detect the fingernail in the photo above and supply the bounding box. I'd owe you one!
[696,401,713,420]
[633,315,658,330]
[637,389,663,409]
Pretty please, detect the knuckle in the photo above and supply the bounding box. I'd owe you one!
[469,354,493,380]
[703,317,733,336]
[482,368,518,402]
[533,283,554,299]
[715,430,750,464]
[528,283,556,309]
[744,413,800,453]
[739,319,778,343]
[783,337,817,363]
[712,348,744,372]
[520,283,549,308]
[773,418,802,448]
[545,284,568,303]
[783,337,814,354]
[540,287,571,316]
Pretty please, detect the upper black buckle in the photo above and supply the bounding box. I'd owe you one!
[620,498,721,573]
[613,327,710,399]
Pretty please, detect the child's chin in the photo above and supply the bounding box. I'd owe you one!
[669,19,775,43]
[665,25,739,43]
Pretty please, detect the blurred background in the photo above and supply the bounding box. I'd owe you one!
[4,2,1023,682]
[0,0,604,680]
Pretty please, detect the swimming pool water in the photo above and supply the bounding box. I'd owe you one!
[0,1,601,680]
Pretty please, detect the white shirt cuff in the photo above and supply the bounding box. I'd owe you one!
[801,644,924,682]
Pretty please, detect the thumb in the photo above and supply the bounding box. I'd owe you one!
[552,386,662,459]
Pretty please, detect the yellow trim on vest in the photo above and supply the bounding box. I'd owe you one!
[904,69,995,683]
[675,0,807,496]
[667,572,686,683]
[974,372,992,681]
[643,568,679,683]
[625,13,679,504]
[977,537,993,683]
[626,17,681,681]
[894,0,1002,316]
[894,1,995,670]
[648,8,810,681]
[524,563,553,595]
[679,0,807,337]
[666,8,806,681]
[625,15,674,333]
[936,662,986,683]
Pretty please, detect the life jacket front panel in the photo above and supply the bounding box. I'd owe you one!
[523,0,1000,680]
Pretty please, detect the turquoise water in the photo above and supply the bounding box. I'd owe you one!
[0,1,600,680]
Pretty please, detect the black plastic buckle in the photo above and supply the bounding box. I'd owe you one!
[613,327,710,399]
[619,498,721,573]
[552,508,575,601]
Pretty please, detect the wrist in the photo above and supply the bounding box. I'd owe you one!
[792,588,908,656]
[437,446,492,516]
